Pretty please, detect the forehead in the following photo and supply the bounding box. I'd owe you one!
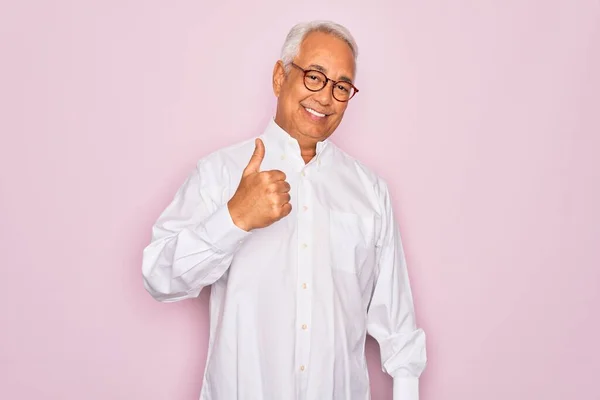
[296,31,356,79]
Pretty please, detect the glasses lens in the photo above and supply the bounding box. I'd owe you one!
[304,71,327,91]
[333,82,355,101]
[301,68,357,101]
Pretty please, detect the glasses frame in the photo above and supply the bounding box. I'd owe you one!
[290,62,359,102]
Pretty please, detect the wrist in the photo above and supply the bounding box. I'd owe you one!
[227,200,251,232]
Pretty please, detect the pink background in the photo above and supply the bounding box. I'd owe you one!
[1,1,599,399]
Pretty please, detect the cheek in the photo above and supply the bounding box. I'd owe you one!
[282,90,298,108]
[336,102,349,112]
[287,82,312,102]
[331,105,348,121]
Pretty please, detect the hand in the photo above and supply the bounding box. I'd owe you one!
[227,138,292,231]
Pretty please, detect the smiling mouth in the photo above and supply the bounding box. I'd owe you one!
[304,107,329,118]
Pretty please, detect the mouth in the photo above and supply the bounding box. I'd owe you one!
[303,106,330,119]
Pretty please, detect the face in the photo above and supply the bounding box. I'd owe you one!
[272,31,356,147]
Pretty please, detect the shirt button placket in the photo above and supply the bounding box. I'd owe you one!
[295,166,313,390]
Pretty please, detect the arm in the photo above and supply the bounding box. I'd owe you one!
[141,159,251,302]
[367,180,427,399]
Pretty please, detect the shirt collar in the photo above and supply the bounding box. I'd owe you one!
[261,117,331,167]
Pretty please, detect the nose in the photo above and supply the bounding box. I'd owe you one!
[312,81,334,105]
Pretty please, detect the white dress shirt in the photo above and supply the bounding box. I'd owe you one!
[142,118,427,400]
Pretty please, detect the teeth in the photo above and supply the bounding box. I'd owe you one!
[305,107,326,117]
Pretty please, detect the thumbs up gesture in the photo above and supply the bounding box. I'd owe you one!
[227,138,292,231]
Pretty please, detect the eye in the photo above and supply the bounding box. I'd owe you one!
[336,84,349,92]
[307,74,321,81]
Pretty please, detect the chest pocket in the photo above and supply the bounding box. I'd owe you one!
[328,209,377,274]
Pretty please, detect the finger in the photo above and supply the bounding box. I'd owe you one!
[243,138,265,176]
[269,192,290,206]
[276,192,291,205]
[264,169,286,182]
[271,180,291,193]
[280,202,292,217]
[279,181,291,193]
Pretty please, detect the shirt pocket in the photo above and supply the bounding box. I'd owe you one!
[328,209,376,274]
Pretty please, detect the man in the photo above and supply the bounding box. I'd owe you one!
[142,20,427,400]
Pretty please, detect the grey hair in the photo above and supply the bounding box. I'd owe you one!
[280,20,359,73]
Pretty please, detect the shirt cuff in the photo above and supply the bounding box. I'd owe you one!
[201,203,252,254]
[393,377,419,400]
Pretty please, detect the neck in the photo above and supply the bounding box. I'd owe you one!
[300,147,316,164]
[294,133,319,164]
[273,117,319,164]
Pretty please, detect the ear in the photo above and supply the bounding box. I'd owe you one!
[272,60,286,97]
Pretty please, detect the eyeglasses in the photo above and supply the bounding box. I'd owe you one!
[290,62,359,102]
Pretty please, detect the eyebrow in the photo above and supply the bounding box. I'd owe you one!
[307,63,354,84]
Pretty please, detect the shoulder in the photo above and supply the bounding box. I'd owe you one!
[329,142,390,197]
[197,137,256,169]
[190,136,257,187]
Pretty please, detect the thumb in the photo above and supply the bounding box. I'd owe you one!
[243,138,265,175]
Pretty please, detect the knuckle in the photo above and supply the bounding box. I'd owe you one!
[262,172,274,182]
[269,170,284,180]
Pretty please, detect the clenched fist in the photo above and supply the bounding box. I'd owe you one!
[227,138,292,231]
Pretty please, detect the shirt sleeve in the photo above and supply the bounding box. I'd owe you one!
[366,179,427,400]
[141,159,251,302]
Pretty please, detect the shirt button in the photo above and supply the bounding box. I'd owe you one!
[301,243,308,249]
[300,365,305,371]
[280,154,286,160]
[303,205,308,211]
[301,324,308,330]
[302,283,307,289]
[301,171,306,177]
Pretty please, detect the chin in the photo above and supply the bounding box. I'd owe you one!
[297,119,332,138]
[299,125,330,140]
